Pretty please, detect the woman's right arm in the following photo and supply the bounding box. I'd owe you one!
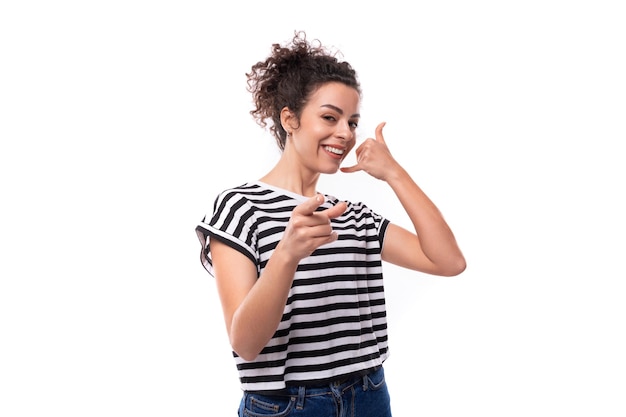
[211,194,346,361]
[211,238,299,361]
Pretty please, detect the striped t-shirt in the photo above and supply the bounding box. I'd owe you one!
[195,181,390,392]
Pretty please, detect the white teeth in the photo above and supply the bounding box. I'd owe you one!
[324,146,344,155]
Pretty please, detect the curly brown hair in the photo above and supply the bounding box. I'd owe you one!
[246,31,361,151]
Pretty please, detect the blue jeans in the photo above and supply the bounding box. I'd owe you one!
[237,366,392,417]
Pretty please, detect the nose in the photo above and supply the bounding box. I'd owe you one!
[335,120,352,141]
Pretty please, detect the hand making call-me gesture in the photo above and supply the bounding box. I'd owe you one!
[340,122,398,181]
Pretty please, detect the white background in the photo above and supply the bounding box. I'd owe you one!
[1,1,625,416]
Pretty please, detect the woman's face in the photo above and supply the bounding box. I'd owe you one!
[286,82,360,175]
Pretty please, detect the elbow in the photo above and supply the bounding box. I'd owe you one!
[229,326,262,362]
[230,337,261,362]
[430,252,466,277]
[441,255,467,277]
[233,348,260,362]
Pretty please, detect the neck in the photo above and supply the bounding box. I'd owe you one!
[260,153,320,197]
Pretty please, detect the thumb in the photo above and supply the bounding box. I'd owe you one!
[294,193,324,216]
[322,201,347,219]
[375,122,387,143]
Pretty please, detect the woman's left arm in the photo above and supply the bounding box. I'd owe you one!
[341,122,466,276]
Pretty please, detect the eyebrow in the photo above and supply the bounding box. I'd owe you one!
[321,104,360,118]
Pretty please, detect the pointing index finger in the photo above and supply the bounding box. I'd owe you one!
[294,193,324,216]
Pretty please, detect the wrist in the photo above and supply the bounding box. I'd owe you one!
[384,164,408,184]
[270,242,301,272]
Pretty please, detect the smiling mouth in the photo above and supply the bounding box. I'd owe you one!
[323,145,345,155]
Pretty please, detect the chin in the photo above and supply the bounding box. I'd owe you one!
[320,166,341,175]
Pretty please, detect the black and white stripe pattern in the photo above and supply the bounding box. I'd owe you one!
[196,181,390,391]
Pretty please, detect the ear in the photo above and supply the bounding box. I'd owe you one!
[280,107,297,134]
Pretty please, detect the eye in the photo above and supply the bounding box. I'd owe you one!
[323,115,336,122]
[349,121,359,129]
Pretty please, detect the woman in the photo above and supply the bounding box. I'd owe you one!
[196,31,466,417]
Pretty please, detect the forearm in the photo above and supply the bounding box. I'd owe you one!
[229,248,299,361]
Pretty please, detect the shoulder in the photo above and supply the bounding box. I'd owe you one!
[214,182,271,202]
[211,182,305,221]
[212,182,274,209]
[324,194,388,230]
[324,194,379,215]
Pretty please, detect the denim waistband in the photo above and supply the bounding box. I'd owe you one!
[245,365,382,397]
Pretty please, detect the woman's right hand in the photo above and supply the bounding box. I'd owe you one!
[277,194,346,262]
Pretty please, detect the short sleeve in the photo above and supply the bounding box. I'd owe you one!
[332,195,390,250]
[195,190,259,277]
[371,207,390,248]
